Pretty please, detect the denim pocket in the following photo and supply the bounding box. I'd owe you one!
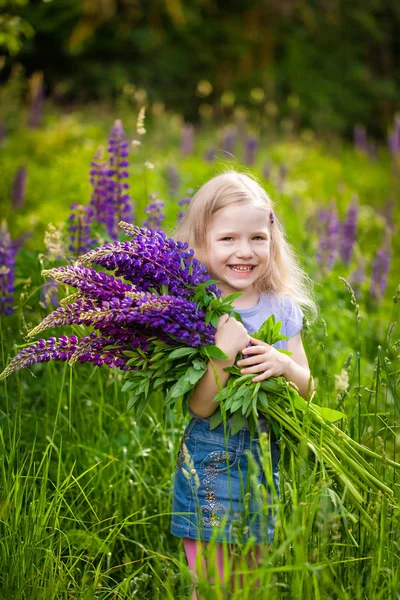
[199,448,238,472]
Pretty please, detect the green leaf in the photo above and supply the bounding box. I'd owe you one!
[210,409,224,429]
[201,345,229,360]
[167,347,196,360]
[222,292,243,304]
[229,411,246,436]
[187,366,206,385]
[121,381,136,392]
[312,405,346,422]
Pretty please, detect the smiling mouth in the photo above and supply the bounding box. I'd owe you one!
[228,265,255,273]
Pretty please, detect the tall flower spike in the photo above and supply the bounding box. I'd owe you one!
[106,119,134,239]
[339,196,358,265]
[68,204,96,259]
[143,194,165,229]
[370,243,391,299]
[12,164,27,209]
[0,222,16,315]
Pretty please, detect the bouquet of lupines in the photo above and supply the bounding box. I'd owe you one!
[1,223,398,522]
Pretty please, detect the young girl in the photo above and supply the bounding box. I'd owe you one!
[171,171,316,597]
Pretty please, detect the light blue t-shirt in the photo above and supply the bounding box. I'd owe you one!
[237,293,303,349]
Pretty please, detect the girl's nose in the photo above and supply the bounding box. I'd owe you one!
[235,241,254,258]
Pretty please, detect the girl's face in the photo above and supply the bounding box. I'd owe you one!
[206,201,270,302]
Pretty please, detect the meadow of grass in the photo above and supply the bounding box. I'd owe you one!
[0,104,399,599]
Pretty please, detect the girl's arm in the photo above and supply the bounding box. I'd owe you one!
[188,315,250,419]
[237,332,314,399]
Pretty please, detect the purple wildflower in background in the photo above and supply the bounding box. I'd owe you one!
[263,161,271,180]
[316,200,339,269]
[88,147,113,232]
[143,194,165,229]
[68,204,96,259]
[349,256,366,299]
[388,115,400,162]
[244,136,258,166]
[177,192,192,223]
[166,166,181,197]
[40,279,59,309]
[181,124,195,156]
[339,196,359,265]
[12,164,27,209]
[106,119,134,238]
[354,125,368,153]
[276,164,287,191]
[221,127,237,156]
[370,243,391,299]
[0,222,16,315]
[204,147,216,162]
[27,75,45,129]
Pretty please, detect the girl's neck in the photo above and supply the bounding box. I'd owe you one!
[222,286,260,310]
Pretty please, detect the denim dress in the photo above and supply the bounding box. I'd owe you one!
[171,294,302,545]
[170,414,280,544]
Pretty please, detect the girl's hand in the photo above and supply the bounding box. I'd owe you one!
[236,336,291,382]
[214,315,250,362]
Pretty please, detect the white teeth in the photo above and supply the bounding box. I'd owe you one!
[230,265,253,272]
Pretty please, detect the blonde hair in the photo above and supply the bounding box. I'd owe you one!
[173,171,317,320]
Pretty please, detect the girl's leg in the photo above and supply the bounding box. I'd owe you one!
[183,538,233,599]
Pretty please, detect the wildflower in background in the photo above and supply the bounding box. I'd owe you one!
[166,166,180,197]
[204,147,216,162]
[244,136,258,166]
[106,119,134,238]
[40,279,58,309]
[370,242,391,299]
[43,223,65,262]
[177,191,192,223]
[263,161,271,180]
[354,125,368,153]
[316,200,339,269]
[387,115,400,164]
[276,164,287,191]
[143,194,165,229]
[334,369,349,391]
[339,196,359,265]
[221,127,237,156]
[136,106,146,136]
[180,124,195,156]
[349,255,366,299]
[68,204,95,259]
[0,222,16,315]
[11,164,27,209]
[88,147,113,232]
[27,72,45,129]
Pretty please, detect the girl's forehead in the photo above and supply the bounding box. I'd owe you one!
[210,201,269,229]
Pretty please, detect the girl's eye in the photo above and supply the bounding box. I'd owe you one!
[221,237,234,241]
[253,236,265,241]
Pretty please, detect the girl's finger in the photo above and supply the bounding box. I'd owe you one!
[240,363,268,374]
[252,370,273,382]
[249,337,270,347]
[238,354,267,367]
[241,346,265,355]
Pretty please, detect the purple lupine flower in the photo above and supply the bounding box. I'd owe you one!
[81,223,220,298]
[106,119,134,239]
[180,124,195,156]
[68,204,96,259]
[0,334,130,380]
[43,265,134,301]
[316,201,339,269]
[370,243,391,299]
[349,256,365,299]
[276,164,287,191]
[0,222,16,315]
[388,115,400,161]
[244,136,258,166]
[177,192,192,223]
[204,147,216,162]
[40,279,59,309]
[27,76,45,129]
[143,194,165,229]
[166,166,180,197]
[12,164,27,209]
[88,147,113,232]
[221,127,237,156]
[339,196,358,265]
[382,198,395,233]
[263,162,271,180]
[354,125,368,153]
